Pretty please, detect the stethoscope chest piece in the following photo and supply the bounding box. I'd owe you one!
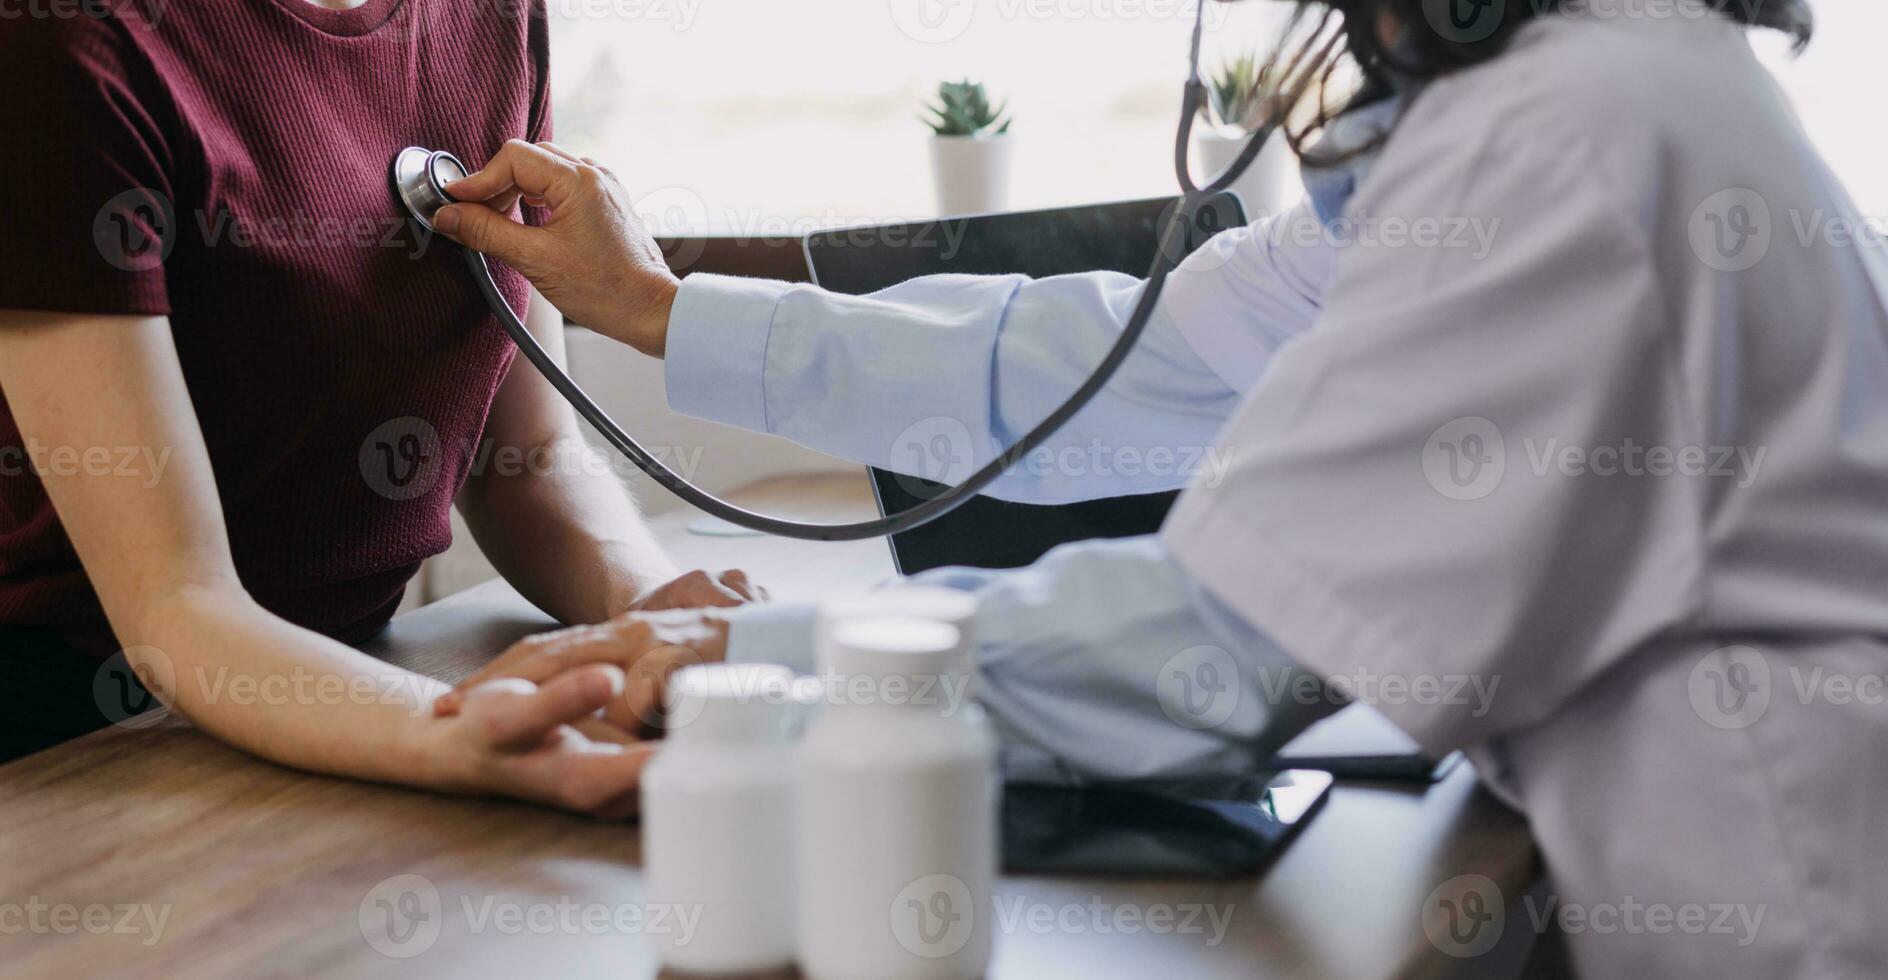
[390,146,469,232]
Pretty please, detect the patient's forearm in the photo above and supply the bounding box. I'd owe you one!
[458,446,677,625]
[129,582,458,788]
[460,289,679,626]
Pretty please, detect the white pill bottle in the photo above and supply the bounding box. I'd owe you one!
[796,614,998,980]
[641,662,798,975]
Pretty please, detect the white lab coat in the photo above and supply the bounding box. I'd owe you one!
[1163,4,1888,977]
[664,3,1887,974]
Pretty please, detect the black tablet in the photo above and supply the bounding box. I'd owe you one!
[1001,770,1334,877]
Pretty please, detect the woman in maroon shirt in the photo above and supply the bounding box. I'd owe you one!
[0,0,746,811]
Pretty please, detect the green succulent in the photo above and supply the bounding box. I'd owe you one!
[1204,52,1276,131]
[921,79,1013,137]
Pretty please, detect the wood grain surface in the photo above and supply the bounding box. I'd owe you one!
[0,474,1538,978]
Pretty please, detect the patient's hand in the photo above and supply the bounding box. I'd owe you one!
[433,610,731,738]
[425,665,655,818]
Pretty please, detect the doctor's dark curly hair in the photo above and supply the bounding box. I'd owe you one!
[1256,0,1815,162]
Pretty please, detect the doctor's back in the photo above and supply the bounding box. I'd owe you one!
[1163,2,1888,975]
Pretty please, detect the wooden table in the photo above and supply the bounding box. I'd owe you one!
[0,474,1538,978]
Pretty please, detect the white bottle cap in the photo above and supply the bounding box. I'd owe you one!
[818,616,967,686]
[664,662,797,744]
[819,585,979,645]
[817,589,978,685]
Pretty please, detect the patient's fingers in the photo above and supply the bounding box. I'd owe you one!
[499,740,658,817]
[572,717,639,746]
[459,665,625,751]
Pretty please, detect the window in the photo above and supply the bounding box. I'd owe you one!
[1756,0,1884,212]
[545,0,1297,232]
[545,0,1884,232]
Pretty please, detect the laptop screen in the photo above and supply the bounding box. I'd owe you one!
[803,193,1247,574]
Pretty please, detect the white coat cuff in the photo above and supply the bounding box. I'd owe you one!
[721,601,819,675]
[664,273,792,432]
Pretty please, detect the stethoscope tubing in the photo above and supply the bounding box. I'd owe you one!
[454,2,1274,541]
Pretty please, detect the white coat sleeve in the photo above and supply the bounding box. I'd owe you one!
[661,198,1335,504]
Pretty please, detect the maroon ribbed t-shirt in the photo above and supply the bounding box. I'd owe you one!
[0,0,550,652]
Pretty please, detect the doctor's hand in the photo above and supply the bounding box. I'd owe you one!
[623,568,766,615]
[433,139,680,357]
[431,610,732,739]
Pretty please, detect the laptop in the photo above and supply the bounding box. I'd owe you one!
[802,192,1247,574]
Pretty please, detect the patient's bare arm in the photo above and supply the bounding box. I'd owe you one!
[456,288,757,624]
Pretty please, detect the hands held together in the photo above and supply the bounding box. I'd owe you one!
[423,568,753,817]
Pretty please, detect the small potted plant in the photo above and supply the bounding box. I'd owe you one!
[1193,53,1300,215]
[922,79,1014,216]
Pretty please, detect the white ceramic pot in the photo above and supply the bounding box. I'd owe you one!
[1192,125,1302,217]
[928,134,1014,216]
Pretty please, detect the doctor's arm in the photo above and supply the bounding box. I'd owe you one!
[435,140,1335,504]
[444,534,1338,780]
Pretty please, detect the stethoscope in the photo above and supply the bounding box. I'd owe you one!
[390,1,1326,542]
